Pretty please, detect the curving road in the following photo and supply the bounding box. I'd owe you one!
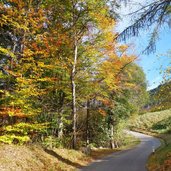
[80,131,161,171]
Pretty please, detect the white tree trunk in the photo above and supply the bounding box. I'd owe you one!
[71,41,78,149]
[110,124,115,149]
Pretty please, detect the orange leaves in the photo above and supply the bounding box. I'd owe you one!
[9,0,25,9]
[101,99,113,107]
[98,108,107,116]
[0,107,28,118]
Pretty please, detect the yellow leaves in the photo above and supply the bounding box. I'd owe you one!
[5,69,21,77]
[118,45,129,53]
[23,48,34,57]
[37,62,45,68]
[99,49,136,92]
[89,6,115,31]
[0,13,28,31]
[124,82,136,88]
[0,46,16,59]
[37,62,55,70]
[9,0,25,9]
[0,106,26,117]
[16,77,32,84]
[0,0,45,34]
[37,77,58,83]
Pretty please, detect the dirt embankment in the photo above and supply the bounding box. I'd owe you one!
[0,135,138,171]
[0,144,60,171]
[0,144,91,171]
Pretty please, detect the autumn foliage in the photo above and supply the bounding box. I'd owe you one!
[0,0,148,148]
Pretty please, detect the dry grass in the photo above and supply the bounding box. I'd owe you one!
[0,144,120,171]
[0,144,88,171]
[0,138,139,171]
[0,144,59,171]
[0,131,139,171]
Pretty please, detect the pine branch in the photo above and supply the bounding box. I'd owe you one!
[117,0,171,54]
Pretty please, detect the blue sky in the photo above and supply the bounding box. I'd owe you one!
[137,28,171,90]
[117,0,171,90]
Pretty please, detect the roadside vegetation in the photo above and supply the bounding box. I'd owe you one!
[0,0,171,170]
[130,109,171,171]
[131,109,171,134]
[0,133,139,171]
[0,0,146,170]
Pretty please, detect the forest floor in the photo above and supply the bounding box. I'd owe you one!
[0,137,139,171]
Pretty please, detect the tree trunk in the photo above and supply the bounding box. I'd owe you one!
[58,111,63,139]
[110,124,115,149]
[71,41,78,149]
[86,100,90,146]
[114,141,119,148]
[58,91,65,139]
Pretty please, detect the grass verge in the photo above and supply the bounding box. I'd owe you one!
[0,134,139,171]
[147,134,171,171]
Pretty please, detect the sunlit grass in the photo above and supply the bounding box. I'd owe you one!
[148,136,171,171]
[0,134,139,171]
[130,109,171,133]
[131,109,171,171]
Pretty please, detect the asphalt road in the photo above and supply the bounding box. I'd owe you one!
[80,131,161,171]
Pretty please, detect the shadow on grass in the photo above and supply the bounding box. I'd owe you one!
[44,148,83,168]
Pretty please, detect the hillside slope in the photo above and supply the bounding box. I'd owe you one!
[0,134,139,171]
[130,109,171,171]
[131,109,171,134]
[0,144,91,171]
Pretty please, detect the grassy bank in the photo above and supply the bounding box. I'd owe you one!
[148,138,171,171]
[0,134,139,171]
[0,144,113,171]
[130,109,171,171]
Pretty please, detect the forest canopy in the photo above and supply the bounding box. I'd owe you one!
[0,0,148,149]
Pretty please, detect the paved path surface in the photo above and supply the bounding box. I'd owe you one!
[80,131,161,171]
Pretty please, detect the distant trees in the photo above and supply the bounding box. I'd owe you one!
[147,81,171,112]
